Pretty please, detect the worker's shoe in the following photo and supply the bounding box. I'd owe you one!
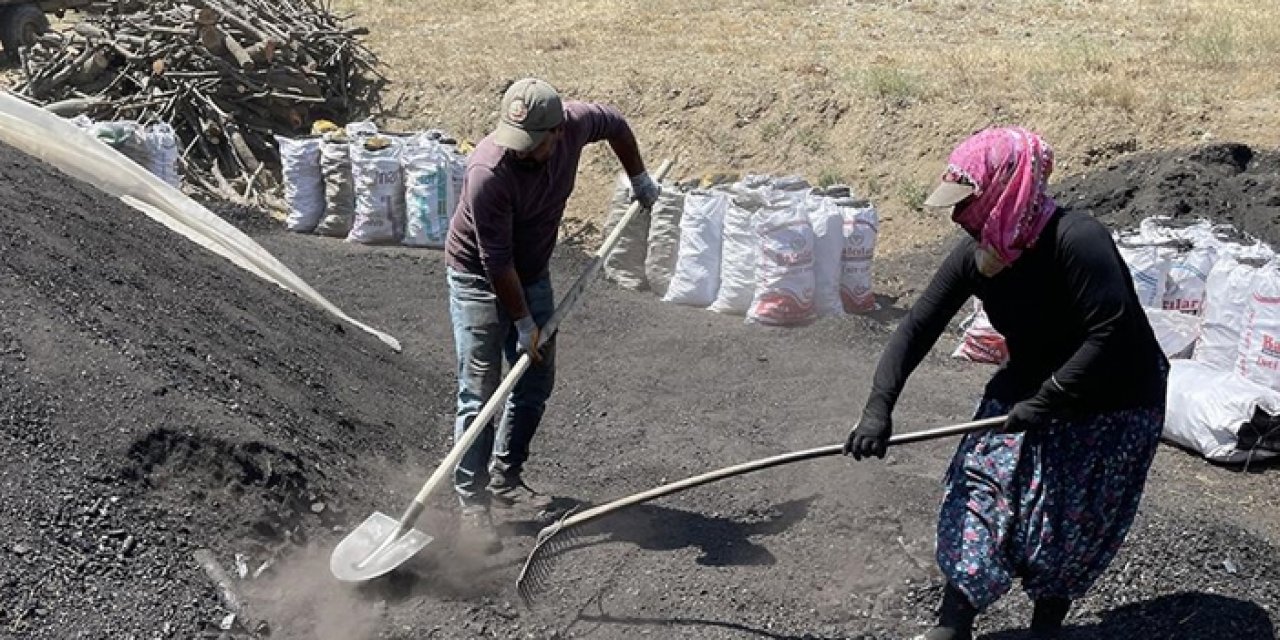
[1029,597,1070,639]
[457,504,502,555]
[912,583,977,640]
[487,471,554,512]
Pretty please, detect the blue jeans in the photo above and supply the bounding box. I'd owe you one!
[447,268,557,506]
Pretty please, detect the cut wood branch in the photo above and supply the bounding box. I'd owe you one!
[15,0,385,200]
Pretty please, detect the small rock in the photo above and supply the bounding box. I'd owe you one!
[1224,558,1239,575]
[220,613,237,630]
[310,502,326,514]
[12,543,31,556]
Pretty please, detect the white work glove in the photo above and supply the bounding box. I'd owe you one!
[629,171,661,209]
[515,315,544,364]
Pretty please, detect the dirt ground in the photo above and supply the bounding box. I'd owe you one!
[3,132,1280,640]
[333,0,1280,257]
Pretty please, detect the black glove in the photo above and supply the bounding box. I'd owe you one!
[844,409,892,460]
[1002,400,1047,433]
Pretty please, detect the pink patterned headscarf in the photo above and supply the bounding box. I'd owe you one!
[943,127,1057,268]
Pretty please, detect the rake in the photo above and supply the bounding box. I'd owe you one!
[515,414,1008,605]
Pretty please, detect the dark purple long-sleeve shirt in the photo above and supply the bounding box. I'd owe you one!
[445,100,631,282]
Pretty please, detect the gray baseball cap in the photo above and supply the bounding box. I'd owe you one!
[494,78,564,152]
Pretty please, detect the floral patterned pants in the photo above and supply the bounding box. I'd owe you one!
[935,398,1165,610]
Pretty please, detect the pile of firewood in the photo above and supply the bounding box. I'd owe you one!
[12,0,384,203]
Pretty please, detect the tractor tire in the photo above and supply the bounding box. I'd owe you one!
[1,4,51,60]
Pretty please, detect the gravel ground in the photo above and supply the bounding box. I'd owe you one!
[2,139,1278,640]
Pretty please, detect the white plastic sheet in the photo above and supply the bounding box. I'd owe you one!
[0,91,400,351]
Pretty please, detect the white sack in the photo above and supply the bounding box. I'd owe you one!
[1236,261,1280,390]
[276,135,324,233]
[662,190,728,307]
[1195,257,1262,370]
[90,120,151,171]
[808,196,845,317]
[708,188,768,315]
[1162,245,1218,315]
[952,299,1008,365]
[346,138,403,245]
[602,174,650,290]
[444,144,466,220]
[1144,308,1202,359]
[766,175,812,204]
[144,122,181,188]
[401,136,452,247]
[1118,245,1171,308]
[644,187,686,298]
[837,198,880,314]
[747,202,817,326]
[315,132,355,238]
[344,120,378,141]
[1164,360,1280,463]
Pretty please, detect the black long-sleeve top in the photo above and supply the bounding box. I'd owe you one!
[863,208,1168,424]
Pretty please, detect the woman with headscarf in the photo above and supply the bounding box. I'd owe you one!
[844,127,1169,640]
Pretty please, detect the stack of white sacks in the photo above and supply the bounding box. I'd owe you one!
[955,216,1280,463]
[603,174,881,326]
[69,116,182,188]
[276,121,467,248]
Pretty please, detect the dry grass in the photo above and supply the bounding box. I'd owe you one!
[340,1,1280,255]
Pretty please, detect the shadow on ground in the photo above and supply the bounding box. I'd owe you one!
[981,592,1275,640]
[571,611,853,640]
[502,495,817,567]
[865,293,907,324]
[357,496,817,605]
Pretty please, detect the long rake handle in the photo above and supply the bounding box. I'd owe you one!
[393,159,676,533]
[549,415,1007,531]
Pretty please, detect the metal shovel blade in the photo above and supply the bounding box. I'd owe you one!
[329,512,433,582]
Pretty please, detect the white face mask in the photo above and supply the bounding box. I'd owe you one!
[975,246,1008,277]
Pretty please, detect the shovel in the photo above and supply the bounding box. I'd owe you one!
[515,414,1008,604]
[330,158,675,582]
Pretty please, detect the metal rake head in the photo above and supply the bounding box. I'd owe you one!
[516,508,582,607]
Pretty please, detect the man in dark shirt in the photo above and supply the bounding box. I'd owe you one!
[444,78,659,553]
